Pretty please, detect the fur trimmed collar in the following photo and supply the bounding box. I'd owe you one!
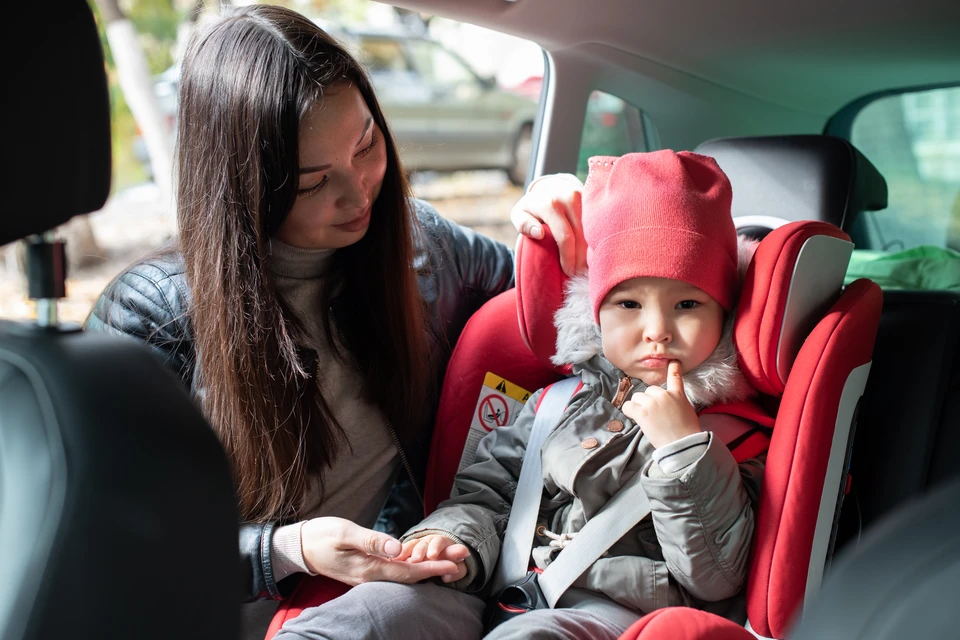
[552,236,758,410]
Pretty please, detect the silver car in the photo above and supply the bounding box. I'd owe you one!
[139,26,539,185]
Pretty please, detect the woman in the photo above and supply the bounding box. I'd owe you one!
[85,3,583,611]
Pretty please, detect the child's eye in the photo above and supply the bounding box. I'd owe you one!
[297,175,328,197]
[677,300,700,310]
[618,300,640,310]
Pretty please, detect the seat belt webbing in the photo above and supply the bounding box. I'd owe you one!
[493,376,580,592]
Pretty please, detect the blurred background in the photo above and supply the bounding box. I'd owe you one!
[0,0,538,323]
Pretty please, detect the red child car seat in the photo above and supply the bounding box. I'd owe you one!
[266,215,881,639]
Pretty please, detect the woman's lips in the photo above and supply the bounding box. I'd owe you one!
[334,206,371,233]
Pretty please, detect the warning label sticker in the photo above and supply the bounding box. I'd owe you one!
[455,373,533,483]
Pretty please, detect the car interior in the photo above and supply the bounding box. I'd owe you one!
[2,0,958,639]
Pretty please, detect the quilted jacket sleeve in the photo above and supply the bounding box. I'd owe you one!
[401,388,544,592]
[640,432,765,601]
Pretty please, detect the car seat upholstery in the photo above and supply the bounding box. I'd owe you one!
[0,3,239,639]
[695,135,888,239]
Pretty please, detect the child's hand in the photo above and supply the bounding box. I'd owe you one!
[397,534,470,583]
[622,361,701,450]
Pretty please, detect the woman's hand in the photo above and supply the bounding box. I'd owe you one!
[397,534,470,583]
[300,517,462,586]
[511,173,586,277]
[622,361,702,450]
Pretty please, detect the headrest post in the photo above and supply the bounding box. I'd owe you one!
[25,231,66,328]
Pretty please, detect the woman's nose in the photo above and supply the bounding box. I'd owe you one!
[336,168,369,209]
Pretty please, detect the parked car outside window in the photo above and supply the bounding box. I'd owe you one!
[135,25,539,186]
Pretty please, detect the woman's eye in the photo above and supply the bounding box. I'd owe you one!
[297,175,328,197]
[618,300,640,310]
[677,300,699,310]
[356,133,379,158]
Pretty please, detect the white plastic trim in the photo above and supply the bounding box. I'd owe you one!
[802,361,872,616]
[776,236,854,383]
[745,620,778,640]
[734,215,791,230]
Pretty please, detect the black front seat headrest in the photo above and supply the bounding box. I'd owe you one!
[695,135,888,234]
[2,1,111,246]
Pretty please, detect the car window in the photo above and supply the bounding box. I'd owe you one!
[406,39,478,89]
[576,91,657,180]
[356,38,410,75]
[849,86,960,252]
[0,6,544,324]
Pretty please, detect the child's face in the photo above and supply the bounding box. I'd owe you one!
[598,276,725,386]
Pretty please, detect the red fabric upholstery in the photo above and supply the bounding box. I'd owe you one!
[736,221,850,397]
[424,288,563,513]
[516,225,572,375]
[620,608,756,640]
[745,277,881,637]
[264,577,350,639]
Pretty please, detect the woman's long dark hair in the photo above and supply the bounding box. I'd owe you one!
[176,5,428,522]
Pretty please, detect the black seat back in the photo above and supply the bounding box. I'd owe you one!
[793,479,960,639]
[696,135,888,238]
[0,2,239,638]
[834,290,960,549]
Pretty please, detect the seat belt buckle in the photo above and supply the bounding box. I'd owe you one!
[483,570,549,633]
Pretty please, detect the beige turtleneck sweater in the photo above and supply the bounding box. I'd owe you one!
[267,239,400,580]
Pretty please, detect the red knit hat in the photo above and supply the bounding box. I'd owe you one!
[583,150,738,320]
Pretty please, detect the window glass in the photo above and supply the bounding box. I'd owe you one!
[577,91,657,180]
[850,87,960,252]
[406,40,479,94]
[0,3,543,322]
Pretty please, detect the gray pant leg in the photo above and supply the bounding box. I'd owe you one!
[273,581,485,640]
[484,608,629,640]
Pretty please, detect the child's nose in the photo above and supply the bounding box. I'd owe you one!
[642,315,672,343]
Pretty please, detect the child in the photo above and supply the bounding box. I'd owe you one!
[273,151,764,640]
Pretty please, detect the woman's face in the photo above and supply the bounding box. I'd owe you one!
[274,84,388,249]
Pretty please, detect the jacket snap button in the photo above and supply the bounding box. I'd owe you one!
[581,437,599,449]
[606,419,624,433]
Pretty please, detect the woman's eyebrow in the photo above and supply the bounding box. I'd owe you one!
[355,116,373,146]
[299,117,374,174]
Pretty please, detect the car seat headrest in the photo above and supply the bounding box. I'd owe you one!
[516,226,572,375]
[694,135,887,236]
[516,220,853,398]
[2,1,111,246]
[734,221,853,396]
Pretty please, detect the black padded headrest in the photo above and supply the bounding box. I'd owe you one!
[695,135,888,232]
[2,1,111,246]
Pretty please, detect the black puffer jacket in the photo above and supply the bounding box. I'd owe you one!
[85,199,515,600]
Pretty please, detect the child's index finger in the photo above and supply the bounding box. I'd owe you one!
[667,360,684,392]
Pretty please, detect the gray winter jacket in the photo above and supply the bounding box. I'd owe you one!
[403,267,765,620]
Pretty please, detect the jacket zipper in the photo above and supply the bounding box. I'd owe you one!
[611,375,633,409]
[329,310,424,507]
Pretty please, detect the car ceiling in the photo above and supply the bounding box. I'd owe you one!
[389,0,960,118]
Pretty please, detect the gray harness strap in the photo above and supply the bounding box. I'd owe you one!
[494,374,651,609]
[493,376,581,592]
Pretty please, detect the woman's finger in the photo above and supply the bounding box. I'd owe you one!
[378,559,461,584]
[510,205,545,239]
